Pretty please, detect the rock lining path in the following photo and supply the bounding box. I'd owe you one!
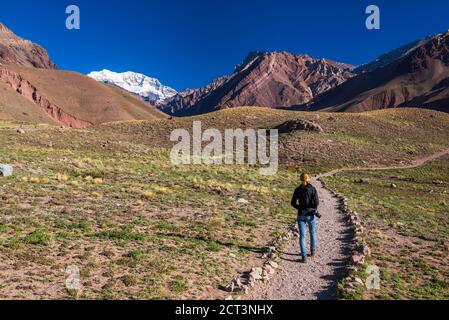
[248,149,449,300]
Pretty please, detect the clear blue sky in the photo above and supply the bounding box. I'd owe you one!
[1,0,448,90]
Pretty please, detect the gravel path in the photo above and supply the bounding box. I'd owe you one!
[248,178,352,300]
[248,149,449,300]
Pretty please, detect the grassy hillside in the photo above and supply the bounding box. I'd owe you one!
[323,157,449,300]
[99,107,449,172]
[0,107,448,299]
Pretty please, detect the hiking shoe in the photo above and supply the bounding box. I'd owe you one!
[301,256,308,264]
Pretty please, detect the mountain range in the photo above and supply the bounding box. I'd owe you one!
[1,21,449,128]
[0,23,55,69]
[353,35,436,74]
[91,32,449,116]
[157,52,355,116]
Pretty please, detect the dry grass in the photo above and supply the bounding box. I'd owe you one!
[324,156,449,300]
[98,107,449,172]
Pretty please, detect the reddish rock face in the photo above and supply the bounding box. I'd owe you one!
[309,31,449,113]
[0,23,56,69]
[158,51,354,116]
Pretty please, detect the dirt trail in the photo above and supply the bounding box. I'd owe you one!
[248,149,449,300]
[321,149,449,178]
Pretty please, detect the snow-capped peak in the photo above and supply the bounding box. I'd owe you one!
[87,69,177,103]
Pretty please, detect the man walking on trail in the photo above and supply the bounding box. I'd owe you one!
[291,173,320,263]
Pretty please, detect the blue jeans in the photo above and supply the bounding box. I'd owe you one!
[298,215,317,257]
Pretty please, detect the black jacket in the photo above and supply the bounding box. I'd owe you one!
[291,184,319,216]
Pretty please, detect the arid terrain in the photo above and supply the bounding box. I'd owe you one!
[158,52,354,116]
[0,20,448,301]
[1,107,448,299]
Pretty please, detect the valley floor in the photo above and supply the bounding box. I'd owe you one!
[247,150,449,300]
[323,154,449,300]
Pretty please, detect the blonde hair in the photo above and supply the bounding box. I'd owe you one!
[300,173,311,186]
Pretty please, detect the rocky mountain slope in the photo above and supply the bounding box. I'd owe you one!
[0,23,166,128]
[158,51,354,116]
[2,65,167,127]
[309,31,449,113]
[88,69,177,104]
[0,23,56,69]
[2,107,448,299]
[354,35,436,74]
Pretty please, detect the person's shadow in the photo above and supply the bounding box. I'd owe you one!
[280,250,301,263]
[315,227,354,300]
